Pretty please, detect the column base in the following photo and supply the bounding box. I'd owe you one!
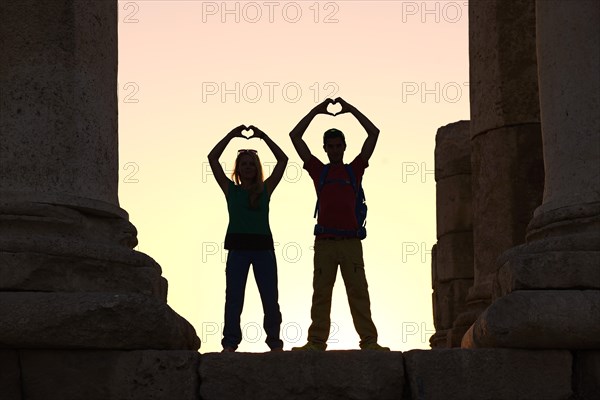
[461,290,600,349]
[0,292,200,350]
[527,201,600,242]
[0,201,171,300]
[495,248,600,298]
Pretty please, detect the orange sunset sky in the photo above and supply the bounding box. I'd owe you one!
[117,0,470,353]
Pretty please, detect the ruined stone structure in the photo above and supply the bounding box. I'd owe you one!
[430,121,474,348]
[463,0,545,332]
[1,1,199,394]
[1,0,598,399]
[461,0,600,350]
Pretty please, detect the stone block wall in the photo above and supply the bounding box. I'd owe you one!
[430,121,473,348]
[2,350,598,399]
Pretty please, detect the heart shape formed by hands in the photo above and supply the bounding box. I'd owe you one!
[241,127,254,139]
[327,101,342,116]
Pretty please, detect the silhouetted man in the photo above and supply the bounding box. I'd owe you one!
[289,97,389,351]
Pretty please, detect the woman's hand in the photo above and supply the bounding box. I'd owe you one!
[247,125,266,140]
[227,124,249,139]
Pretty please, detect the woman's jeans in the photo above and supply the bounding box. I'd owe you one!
[222,250,283,350]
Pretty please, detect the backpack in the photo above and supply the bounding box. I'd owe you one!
[313,163,367,239]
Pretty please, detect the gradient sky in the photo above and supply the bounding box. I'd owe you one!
[117,0,469,353]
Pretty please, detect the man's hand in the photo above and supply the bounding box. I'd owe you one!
[310,98,335,117]
[332,97,355,115]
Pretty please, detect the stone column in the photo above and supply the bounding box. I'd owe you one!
[463,0,544,333]
[463,0,600,348]
[430,121,474,348]
[0,0,199,350]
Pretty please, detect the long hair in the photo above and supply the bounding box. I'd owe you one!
[231,151,264,209]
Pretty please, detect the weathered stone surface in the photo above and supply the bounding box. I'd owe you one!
[533,0,600,220]
[495,250,600,297]
[573,351,600,400]
[0,292,199,350]
[428,329,448,349]
[470,125,544,305]
[432,280,472,331]
[432,119,474,348]
[404,349,572,400]
[0,202,137,249]
[463,290,600,349]
[0,251,166,299]
[0,235,156,272]
[435,232,474,282]
[19,350,199,400]
[527,202,600,242]
[199,351,404,400]
[503,232,600,256]
[0,204,169,300]
[445,325,469,348]
[434,120,471,180]
[0,350,21,400]
[435,176,473,238]
[468,0,544,327]
[469,0,540,135]
[430,243,437,286]
[452,310,482,331]
[0,0,121,215]
[431,326,469,349]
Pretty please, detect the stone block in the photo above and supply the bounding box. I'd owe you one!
[495,250,600,297]
[446,325,470,348]
[452,309,482,332]
[404,348,572,400]
[435,232,474,282]
[573,350,600,400]
[434,120,471,180]
[463,290,600,349]
[0,292,199,350]
[199,351,404,400]
[0,350,21,400]
[430,243,437,287]
[428,330,448,348]
[432,280,472,330]
[436,176,473,237]
[19,350,199,400]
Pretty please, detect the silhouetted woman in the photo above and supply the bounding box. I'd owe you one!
[207,124,288,352]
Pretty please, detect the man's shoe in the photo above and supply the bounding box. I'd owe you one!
[270,347,284,352]
[221,347,236,353]
[291,342,326,351]
[361,343,390,351]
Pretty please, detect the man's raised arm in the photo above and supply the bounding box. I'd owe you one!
[289,98,332,164]
[335,97,380,162]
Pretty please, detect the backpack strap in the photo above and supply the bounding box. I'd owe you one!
[343,164,358,196]
[313,164,332,218]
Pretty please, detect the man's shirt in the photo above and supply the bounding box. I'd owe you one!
[304,154,368,238]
